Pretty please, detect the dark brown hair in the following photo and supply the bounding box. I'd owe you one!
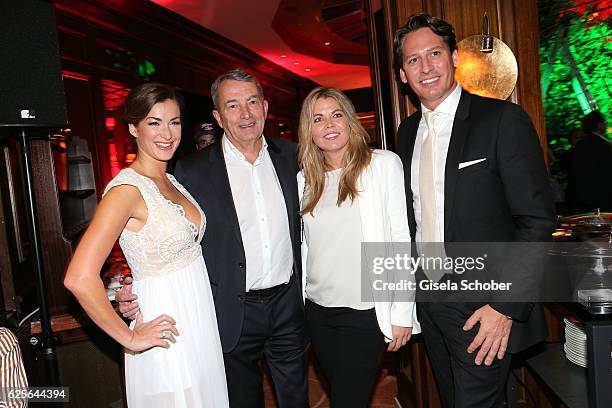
[393,13,457,71]
[120,82,184,125]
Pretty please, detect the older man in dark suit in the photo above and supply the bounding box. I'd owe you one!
[394,13,554,407]
[118,69,308,408]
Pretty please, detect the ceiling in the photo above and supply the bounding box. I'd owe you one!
[151,0,380,90]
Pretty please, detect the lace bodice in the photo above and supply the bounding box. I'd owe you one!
[103,168,206,280]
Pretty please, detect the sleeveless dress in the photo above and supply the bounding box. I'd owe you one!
[103,168,229,408]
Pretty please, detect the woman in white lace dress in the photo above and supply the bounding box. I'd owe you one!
[64,83,229,407]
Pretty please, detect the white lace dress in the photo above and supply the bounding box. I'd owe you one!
[103,168,229,408]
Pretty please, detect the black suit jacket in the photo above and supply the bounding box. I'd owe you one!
[570,133,612,212]
[397,90,555,352]
[174,137,302,352]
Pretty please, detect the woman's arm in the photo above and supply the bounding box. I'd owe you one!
[385,153,411,243]
[297,171,308,302]
[64,185,177,352]
[381,153,420,342]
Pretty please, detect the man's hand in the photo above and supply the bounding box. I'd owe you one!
[387,325,413,352]
[116,276,140,320]
[463,304,512,366]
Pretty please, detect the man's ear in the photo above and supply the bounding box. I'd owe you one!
[399,68,408,84]
[263,99,269,118]
[212,110,223,128]
[452,49,459,68]
[128,123,137,138]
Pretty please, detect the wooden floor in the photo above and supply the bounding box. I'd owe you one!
[263,351,400,408]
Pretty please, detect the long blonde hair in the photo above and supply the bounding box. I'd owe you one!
[298,87,372,215]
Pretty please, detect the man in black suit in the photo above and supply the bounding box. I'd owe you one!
[394,14,554,407]
[569,110,612,212]
[118,69,308,407]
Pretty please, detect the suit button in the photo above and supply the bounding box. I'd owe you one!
[238,262,245,269]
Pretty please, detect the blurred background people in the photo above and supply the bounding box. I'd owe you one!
[568,110,612,212]
[193,120,220,150]
[560,128,585,211]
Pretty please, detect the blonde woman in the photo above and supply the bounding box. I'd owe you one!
[298,87,420,406]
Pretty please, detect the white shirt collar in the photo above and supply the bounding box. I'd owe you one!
[222,133,268,162]
[421,83,462,117]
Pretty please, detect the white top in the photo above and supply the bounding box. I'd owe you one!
[298,150,421,341]
[222,135,293,290]
[303,168,374,309]
[411,83,462,242]
[103,168,205,280]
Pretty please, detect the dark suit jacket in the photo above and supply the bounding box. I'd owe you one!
[396,90,555,352]
[174,137,303,353]
[570,133,612,212]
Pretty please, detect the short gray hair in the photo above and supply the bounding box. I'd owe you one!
[210,68,264,109]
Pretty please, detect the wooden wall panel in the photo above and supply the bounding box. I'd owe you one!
[441,0,500,41]
[30,140,73,313]
[0,170,17,312]
[503,0,548,151]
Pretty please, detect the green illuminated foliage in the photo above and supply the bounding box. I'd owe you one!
[538,0,611,182]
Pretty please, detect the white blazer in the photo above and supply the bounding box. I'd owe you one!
[298,149,421,341]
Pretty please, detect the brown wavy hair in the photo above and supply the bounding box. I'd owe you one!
[298,87,372,215]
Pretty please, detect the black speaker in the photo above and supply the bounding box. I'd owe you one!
[0,0,67,128]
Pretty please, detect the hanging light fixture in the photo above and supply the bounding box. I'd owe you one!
[481,12,494,53]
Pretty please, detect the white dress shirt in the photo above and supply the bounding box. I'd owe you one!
[302,168,374,310]
[222,135,293,290]
[411,83,462,243]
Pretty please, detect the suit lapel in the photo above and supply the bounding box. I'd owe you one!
[404,113,421,183]
[444,90,471,238]
[206,141,244,247]
[402,113,421,242]
[267,137,297,246]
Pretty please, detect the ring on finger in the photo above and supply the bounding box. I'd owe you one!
[161,332,166,340]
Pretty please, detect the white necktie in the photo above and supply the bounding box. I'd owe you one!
[420,111,444,282]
